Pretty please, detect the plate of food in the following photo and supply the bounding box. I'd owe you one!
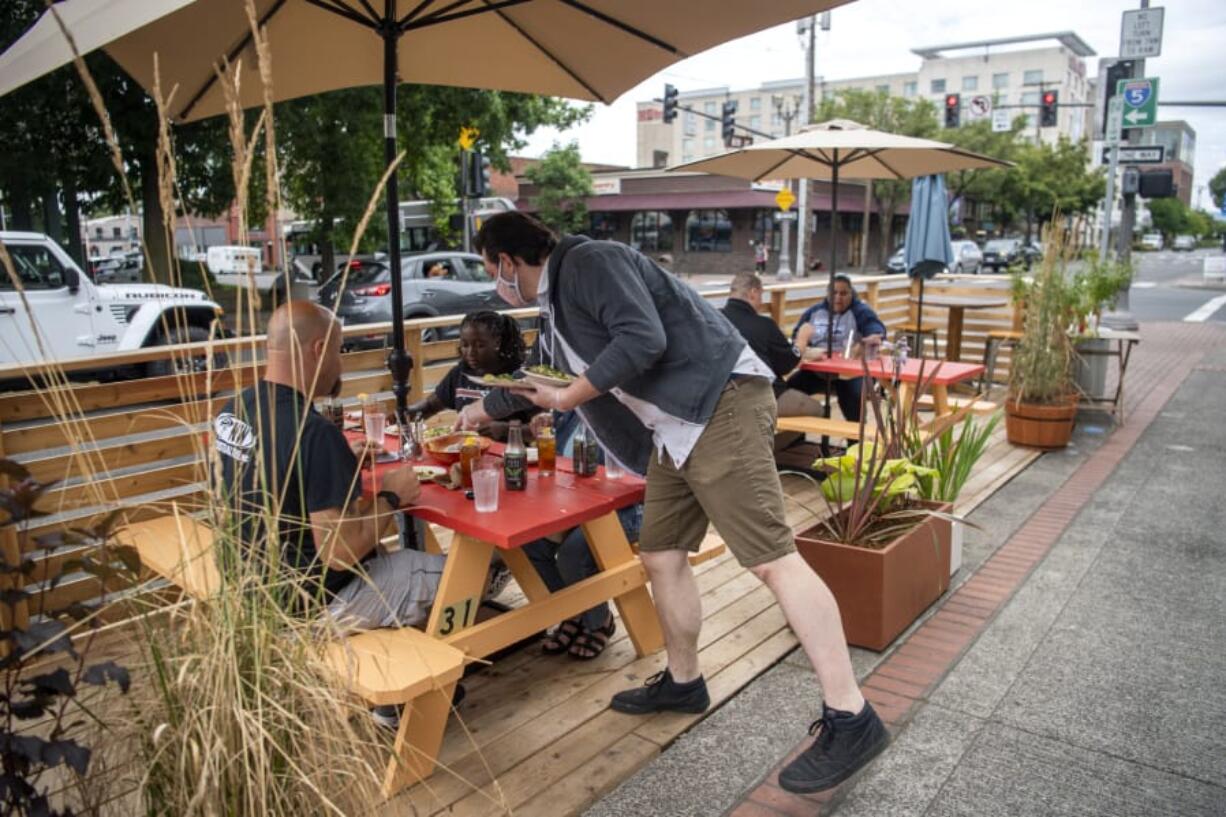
[466,372,535,390]
[424,433,493,465]
[520,364,576,388]
[412,465,447,481]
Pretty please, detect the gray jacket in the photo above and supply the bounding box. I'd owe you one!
[485,236,745,474]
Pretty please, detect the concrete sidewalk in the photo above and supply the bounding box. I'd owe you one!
[585,321,1226,817]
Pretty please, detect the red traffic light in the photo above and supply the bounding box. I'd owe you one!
[1042,91,1056,105]
[945,95,959,108]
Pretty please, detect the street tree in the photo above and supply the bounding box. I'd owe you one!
[942,115,1028,237]
[1209,166,1226,212]
[1013,136,1104,240]
[814,89,939,268]
[522,142,593,235]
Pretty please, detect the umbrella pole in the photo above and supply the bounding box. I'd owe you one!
[914,274,926,357]
[382,2,411,425]
[821,153,838,454]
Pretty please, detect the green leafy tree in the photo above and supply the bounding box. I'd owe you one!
[942,115,1028,236]
[1209,166,1226,211]
[522,142,593,235]
[1146,197,1189,241]
[1013,136,1104,239]
[814,89,939,268]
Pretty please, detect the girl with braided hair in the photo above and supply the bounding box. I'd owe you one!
[406,310,538,439]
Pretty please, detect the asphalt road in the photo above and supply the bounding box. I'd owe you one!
[1125,247,1226,323]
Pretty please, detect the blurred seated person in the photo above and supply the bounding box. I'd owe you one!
[720,272,827,448]
[405,310,538,440]
[425,260,449,278]
[786,273,885,423]
[523,410,642,660]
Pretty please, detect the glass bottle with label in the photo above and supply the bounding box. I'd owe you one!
[504,420,527,491]
[572,422,600,477]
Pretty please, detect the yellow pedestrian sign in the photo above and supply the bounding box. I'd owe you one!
[775,187,796,211]
[458,126,479,150]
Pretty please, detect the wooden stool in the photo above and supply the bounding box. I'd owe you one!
[981,329,1023,393]
[897,324,939,358]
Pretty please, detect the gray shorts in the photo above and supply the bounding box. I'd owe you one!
[326,548,446,630]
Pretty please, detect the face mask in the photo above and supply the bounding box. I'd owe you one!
[495,258,529,308]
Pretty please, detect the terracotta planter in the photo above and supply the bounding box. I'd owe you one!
[1004,394,1078,449]
[795,501,952,652]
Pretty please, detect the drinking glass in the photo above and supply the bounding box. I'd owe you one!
[363,396,385,449]
[536,427,557,476]
[472,459,501,512]
[603,449,624,480]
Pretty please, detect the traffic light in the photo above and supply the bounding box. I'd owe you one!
[662,83,679,124]
[1102,59,1135,138]
[944,94,960,128]
[467,151,492,197]
[721,100,737,145]
[1040,91,1058,128]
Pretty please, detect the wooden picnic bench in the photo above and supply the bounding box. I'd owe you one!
[114,512,468,795]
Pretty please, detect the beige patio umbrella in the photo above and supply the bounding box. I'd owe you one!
[672,119,1010,433]
[0,0,852,420]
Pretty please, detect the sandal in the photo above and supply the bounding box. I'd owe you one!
[568,616,616,661]
[542,619,582,655]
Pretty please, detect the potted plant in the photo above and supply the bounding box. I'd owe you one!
[790,360,956,651]
[1070,253,1133,400]
[1006,222,1080,449]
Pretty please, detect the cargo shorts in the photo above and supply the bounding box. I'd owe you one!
[639,376,795,568]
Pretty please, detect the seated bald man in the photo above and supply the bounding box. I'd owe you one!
[212,301,444,630]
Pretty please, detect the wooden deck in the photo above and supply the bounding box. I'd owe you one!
[380,418,1037,817]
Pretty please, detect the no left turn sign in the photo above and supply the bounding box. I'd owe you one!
[968,95,992,119]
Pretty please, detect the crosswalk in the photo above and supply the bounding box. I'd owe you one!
[1184,293,1226,323]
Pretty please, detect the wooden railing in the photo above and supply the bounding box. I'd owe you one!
[0,275,1019,626]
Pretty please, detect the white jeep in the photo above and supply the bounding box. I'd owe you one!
[0,231,225,378]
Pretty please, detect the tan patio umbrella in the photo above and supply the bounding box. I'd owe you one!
[0,0,852,420]
[671,119,1010,435]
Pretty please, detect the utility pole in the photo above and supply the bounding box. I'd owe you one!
[1116,0,1150,266]
[796,15,817,278]
[773,94,802,280]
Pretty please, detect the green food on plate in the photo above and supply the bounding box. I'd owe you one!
[526,364,574,381]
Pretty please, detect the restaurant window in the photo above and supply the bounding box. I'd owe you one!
[753,210,781,252]
[684,209,732,253]
[630,211,673,252]
[588,212,618,241]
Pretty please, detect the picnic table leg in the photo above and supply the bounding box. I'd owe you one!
[946,307,965,361]
[422,525,443,556]
[381,681,458,796]
[580,512,664,657]
[932,384,951,417]
[500,547,552,602]
[426,534,495,640]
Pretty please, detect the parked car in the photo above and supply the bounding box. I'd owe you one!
[316,251,510,348]
[950,240,983,274]
[89,250,144,284]
[886,246,906,274]
[1140,232,1164,251]
[206,245,314,296]
[981,238,1025,273]
[0,231,224,378]
[1172,234,1197,251]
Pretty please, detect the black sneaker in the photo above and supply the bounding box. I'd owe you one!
[371,684,467,730]
[778,702,890,793]
[610,670,710,715]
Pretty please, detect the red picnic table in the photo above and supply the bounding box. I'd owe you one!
[351,431,664,790]
[801,355,986,418]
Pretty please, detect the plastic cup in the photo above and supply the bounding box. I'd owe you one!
[537,429,556,476]
[472,462,501,512]
[603,450,624,480]
[363,398,385,447]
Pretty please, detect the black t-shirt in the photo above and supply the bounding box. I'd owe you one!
[434,362,538,424]
[213,382,362,599]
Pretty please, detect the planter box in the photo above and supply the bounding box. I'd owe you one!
[1073,337,1111,400]
[950,517,964,577]
[1004,395,1078,449]
[795,501,952,652]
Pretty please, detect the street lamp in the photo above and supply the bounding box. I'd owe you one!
[772,94,802,280]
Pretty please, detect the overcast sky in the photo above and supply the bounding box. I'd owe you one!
[521,0,1226,211]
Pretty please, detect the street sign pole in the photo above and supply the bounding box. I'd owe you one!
[1101,97,1122,260]
[1117,1,1157,263]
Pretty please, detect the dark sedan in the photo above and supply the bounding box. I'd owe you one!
[981,239,1024,273]
[316,251,510,347]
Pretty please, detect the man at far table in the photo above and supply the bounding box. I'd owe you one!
[721,271,827,450]
[455,212,890,794]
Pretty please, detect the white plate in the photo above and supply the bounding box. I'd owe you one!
[465,373,535,390]
[519,369,574,388]
[412,465,447,480]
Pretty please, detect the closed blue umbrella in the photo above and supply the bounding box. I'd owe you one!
[903,174,954,354]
